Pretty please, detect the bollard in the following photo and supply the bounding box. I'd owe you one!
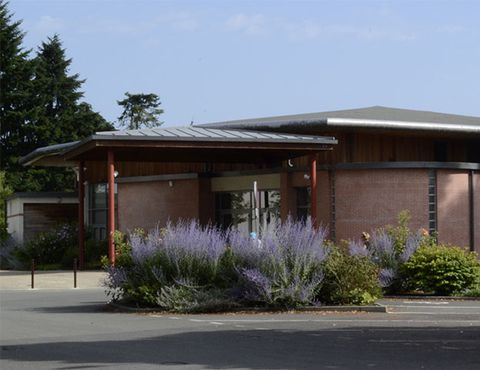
[31,259,35,289]
[73,258,77,288]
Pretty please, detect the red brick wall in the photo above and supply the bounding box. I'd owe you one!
[334,169,429,241]
[437,170,470,249]
[118,179,200,232]
[316,171,330,230]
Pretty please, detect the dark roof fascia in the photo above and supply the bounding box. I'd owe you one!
[90,132,336,145]
[19,141,80,166]
[61,132,337,160]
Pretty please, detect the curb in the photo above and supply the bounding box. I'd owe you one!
[383,295,480,301]
[107,301,387,314]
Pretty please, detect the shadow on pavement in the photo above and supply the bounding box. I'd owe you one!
[2,327,480,369]
[25,302,110,314]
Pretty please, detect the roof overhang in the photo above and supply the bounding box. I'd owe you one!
[200,106,480,136]
[20,141,79,167]
[20,128,337,167]
[203,118,480,135]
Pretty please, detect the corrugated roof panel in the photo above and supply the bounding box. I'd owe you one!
[150,128,176,137]
[164,127,195,137]
[190,127,224,138]
[176,127,209,138]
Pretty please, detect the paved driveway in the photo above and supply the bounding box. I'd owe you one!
[1,289,479,369]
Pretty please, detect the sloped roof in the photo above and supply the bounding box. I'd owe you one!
[92,126,335,143]
[201,106,480,134]
[20,126,336,166]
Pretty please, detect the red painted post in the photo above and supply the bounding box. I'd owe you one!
[107,150,116,266]
[78,161,85,270]
[310,155,317,228]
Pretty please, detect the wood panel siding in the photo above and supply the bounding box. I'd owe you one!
[23,203,78,242]
[85,161,261,183]
[283,133,475,168]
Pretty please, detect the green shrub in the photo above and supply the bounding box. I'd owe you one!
[14,223,107,269]
[319,245,382,305]
[15,223,78,267]
[401,245,480,295]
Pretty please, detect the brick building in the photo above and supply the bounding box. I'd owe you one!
[21,106,480,267]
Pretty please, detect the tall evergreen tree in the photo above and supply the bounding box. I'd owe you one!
[32,35,112,146]
[0,0,35,177]
[0,9,113,192]
[117,92,164,130]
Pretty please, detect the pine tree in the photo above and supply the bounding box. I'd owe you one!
[117,92,164,130]
[0,12,113,192]
[0,0,35,177]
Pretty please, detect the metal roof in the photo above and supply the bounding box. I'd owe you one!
[92,126,336,144]
[201,106,480,134]
[20,127,336,166]
[20,141,80,166]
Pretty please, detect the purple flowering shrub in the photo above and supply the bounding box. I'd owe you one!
[105,221,233,308]
[105,218,330,310]
[348,211,433,292]
[229,218,329,308]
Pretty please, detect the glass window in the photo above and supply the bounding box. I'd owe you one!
[296,187,310,221]
[88,183,117,241]
[215,190,280,232]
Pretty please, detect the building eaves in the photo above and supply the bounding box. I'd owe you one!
[21,127,337,166]
[19,141,80,166]
[200,106,480,134]
[91,126,337,145]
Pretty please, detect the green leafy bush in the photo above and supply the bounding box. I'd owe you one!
[401,245,480,295]
[14,223,107,269]
[319,245,382,305]
[15,223,78,268]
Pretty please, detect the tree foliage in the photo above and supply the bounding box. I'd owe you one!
[0,171,13,241]
[0,0,35,182]
[117,92,164,130]
[0,2,113,193]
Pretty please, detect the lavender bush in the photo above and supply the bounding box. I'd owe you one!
[105,221,231,308]
[229,218,329,308]
[348,211,431,292]
[105,218,330,310]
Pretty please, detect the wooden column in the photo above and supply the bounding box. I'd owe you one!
[78,161,85,270]
[107,150,116,266]
[310,155,317,228]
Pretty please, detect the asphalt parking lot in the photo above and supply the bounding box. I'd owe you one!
[1,288,479,370]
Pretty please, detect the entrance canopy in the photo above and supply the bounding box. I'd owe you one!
[20,126,337,166]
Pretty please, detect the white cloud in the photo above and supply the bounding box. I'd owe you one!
[155,12,199,32]
[225,13,269,36]
[287,22,415,42]
[33,15,64,33]
[224,13,416,43]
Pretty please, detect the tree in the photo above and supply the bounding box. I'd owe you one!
[0,7,113,193]
[117,92,164,130]
[0,171,13,241]
[0,0,35,176]
[32,35,112,145]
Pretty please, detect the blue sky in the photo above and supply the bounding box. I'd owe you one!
[10,0,480,127]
